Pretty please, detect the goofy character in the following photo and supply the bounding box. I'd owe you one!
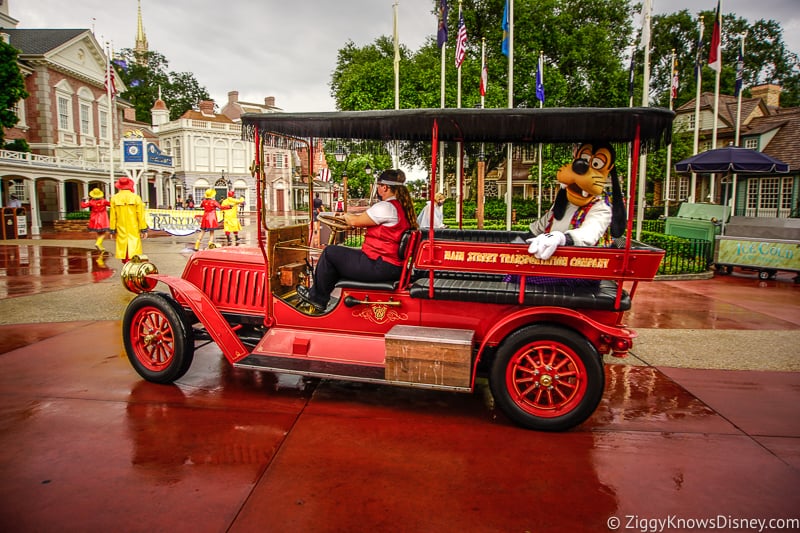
[526,141,626,260]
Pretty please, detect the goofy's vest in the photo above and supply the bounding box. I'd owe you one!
[544,194,614,247]
[361,199,410,266]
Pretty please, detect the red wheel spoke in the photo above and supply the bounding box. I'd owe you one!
[506,338,589,418]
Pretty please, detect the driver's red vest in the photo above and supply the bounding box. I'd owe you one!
[361,199,410,267]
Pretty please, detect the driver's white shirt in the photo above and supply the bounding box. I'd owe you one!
[365,195,399,226]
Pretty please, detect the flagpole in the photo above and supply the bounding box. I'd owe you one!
[710,0,723,203]
[536,51,543,220]
[478,38,486,229]
[732,31,746,222]
[455,0,463,225]
[106,42,115,192]
[691,15,704,203]
[626,53,635,201]
[393,1,400,168]
[636,0,651,241]
[393,1,399,112]
[505,0,513,230]
[438,0,447,195]
[664,48,676,218]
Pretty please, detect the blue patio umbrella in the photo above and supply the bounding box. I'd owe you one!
[675,146,790,174]
[675,146,791,234]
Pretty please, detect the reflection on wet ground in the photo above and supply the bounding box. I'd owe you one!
[0,233,798,530]
[0,319,797,531]
[0,244,113,298]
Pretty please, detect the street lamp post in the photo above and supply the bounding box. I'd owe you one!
[334,147,348,213]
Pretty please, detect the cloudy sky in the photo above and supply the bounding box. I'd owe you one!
[10,0,800,113]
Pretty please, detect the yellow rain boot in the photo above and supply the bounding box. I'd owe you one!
[95,236,105,252]
[194,238,201,251]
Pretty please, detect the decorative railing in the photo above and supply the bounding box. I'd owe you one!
[0,149,111,173]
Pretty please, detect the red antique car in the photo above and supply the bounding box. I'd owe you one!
[120,107,673,431]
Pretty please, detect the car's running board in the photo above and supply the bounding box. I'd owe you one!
[233,354,472,392]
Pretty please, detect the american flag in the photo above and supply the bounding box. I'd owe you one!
[319,168,331,182]
[455,10,467,68]
[105,61,118,97]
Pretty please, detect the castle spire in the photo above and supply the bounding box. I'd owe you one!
[134,0,148,57]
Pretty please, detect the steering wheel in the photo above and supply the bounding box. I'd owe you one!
[317,212,350,231]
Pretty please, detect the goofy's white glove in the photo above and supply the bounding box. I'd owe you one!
[526,231,566,260]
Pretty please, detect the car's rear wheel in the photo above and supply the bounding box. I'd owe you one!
[123,292,194,384]
[490,324,604,431]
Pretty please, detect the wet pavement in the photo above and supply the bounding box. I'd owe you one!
[0,226,798,532]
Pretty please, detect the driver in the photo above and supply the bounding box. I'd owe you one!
[296,169,418,311]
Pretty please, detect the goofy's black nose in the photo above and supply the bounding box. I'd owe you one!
[572,158,589,175]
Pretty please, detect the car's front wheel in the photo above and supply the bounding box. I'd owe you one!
[490,324,604,431]
[123,292,194,384]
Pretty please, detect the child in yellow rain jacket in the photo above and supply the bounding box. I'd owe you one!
[220,191,244,244]
[109,177,148,263]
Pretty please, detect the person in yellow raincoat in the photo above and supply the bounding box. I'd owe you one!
[220,191,245,244]
[109,177,148,263]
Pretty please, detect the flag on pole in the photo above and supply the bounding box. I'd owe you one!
[535,53,544,103]
[734,38,744,97]
[501,0,510,57]
[694,17,705,79]
[455,8,467,67]
[708,0,722,72]
[480,48,488,96]
[437,0,448,48]
[319,168,331,182]
[628,55,636,102]
[105,54,118,97]
[640,0,651,50]
[671,57,679,100]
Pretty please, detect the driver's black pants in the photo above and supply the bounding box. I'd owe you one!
[309,245,401,305]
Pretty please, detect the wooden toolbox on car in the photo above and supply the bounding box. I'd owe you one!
[385,325,474,389]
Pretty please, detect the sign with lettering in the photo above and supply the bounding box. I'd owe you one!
[147,143,173,167]
[415,240,664,281]
[717,238,800,270]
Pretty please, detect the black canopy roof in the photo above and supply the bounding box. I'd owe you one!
[241,107,674,146]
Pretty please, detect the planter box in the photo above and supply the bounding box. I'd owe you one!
[53,220,90,232]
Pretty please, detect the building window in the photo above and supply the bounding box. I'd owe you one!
[701,141,712,152]
[12,99,27,128]
[213,140,228,171]
[744,138,758,150]
[99,109,108,140]
[195,138,210,171]
[688,113,696,130]
[232,142,246,173]
[80,102,91,135]
[668,176,690,201]
[173,138,182,168]
[57,95,72,131]
[8,181,27,203]
[745,177,793,217]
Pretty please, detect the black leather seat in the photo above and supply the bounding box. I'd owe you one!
[335,230,417,291]
[409,278,631,311]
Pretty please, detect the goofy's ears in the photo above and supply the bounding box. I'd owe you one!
[552,186,568,221]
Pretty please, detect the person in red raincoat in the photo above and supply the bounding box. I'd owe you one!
[194,188,230,250]
[81,187,111,252]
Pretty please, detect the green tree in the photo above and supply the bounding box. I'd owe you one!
[114,49,211,122]
[0,39,29,146]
